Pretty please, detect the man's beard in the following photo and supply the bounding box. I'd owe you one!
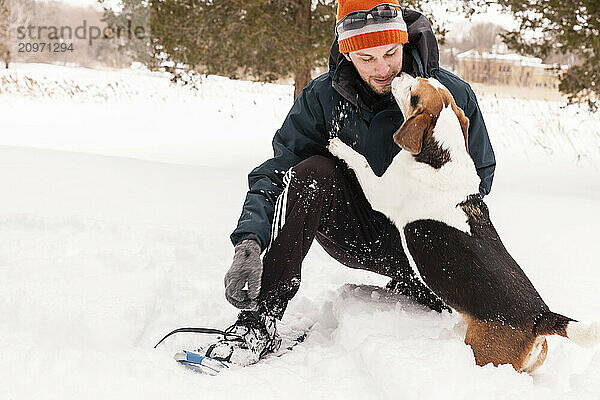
[367,69,401,95]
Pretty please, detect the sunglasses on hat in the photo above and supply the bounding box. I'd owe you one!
[336,3,403,31]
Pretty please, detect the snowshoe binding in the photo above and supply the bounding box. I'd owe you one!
[202,310,281,367]
[158,310,281,375]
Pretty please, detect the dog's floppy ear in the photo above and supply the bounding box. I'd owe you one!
[393,109,432,155]
[439,87,470,154]
[451,102,470,154]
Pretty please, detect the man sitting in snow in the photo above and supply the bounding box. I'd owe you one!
[206,0,496,366]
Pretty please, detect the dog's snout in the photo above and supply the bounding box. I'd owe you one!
[392,73,416,113]
[392,73,415,93]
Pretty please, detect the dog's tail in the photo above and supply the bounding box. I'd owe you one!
[566,321,600,348]
[534,312,600,348]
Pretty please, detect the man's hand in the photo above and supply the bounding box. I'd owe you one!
[224,239,263,310]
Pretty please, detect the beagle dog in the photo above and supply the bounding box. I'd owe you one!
[328,73,599,373]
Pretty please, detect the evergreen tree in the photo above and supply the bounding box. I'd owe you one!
[102,0,442,99]
[462,0,600,109]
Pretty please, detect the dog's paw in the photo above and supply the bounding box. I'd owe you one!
[328,137,372,171]
[327,137,341,156]
[328,137,351,160]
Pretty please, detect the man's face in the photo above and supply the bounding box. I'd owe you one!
[345,43,403,95]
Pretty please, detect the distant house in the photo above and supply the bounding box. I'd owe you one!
[456,49,566,89]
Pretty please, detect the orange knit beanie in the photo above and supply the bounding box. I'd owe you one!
[336,1,408,53]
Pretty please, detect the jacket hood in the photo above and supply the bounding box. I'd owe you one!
[328,8,440,110]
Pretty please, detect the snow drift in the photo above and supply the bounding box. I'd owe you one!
[1,63,599,400]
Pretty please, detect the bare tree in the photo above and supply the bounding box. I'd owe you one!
[1,0,37,67]
[440,22,506,71]
[463,22,505,52]
[5,0,130,68]
[0,0,9,67]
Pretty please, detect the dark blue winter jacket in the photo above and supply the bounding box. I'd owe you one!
[231,9,496,251]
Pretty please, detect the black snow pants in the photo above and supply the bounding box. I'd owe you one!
[258,155,442,318]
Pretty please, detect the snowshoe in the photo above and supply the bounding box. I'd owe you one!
[155,310,282,374]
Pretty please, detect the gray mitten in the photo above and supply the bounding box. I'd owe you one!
[224,239,263,310]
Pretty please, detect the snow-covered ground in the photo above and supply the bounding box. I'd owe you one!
[1,63,599,399]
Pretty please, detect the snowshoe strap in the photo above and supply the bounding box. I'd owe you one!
[153,327,243,349]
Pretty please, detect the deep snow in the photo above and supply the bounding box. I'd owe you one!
[1,63,599,399]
